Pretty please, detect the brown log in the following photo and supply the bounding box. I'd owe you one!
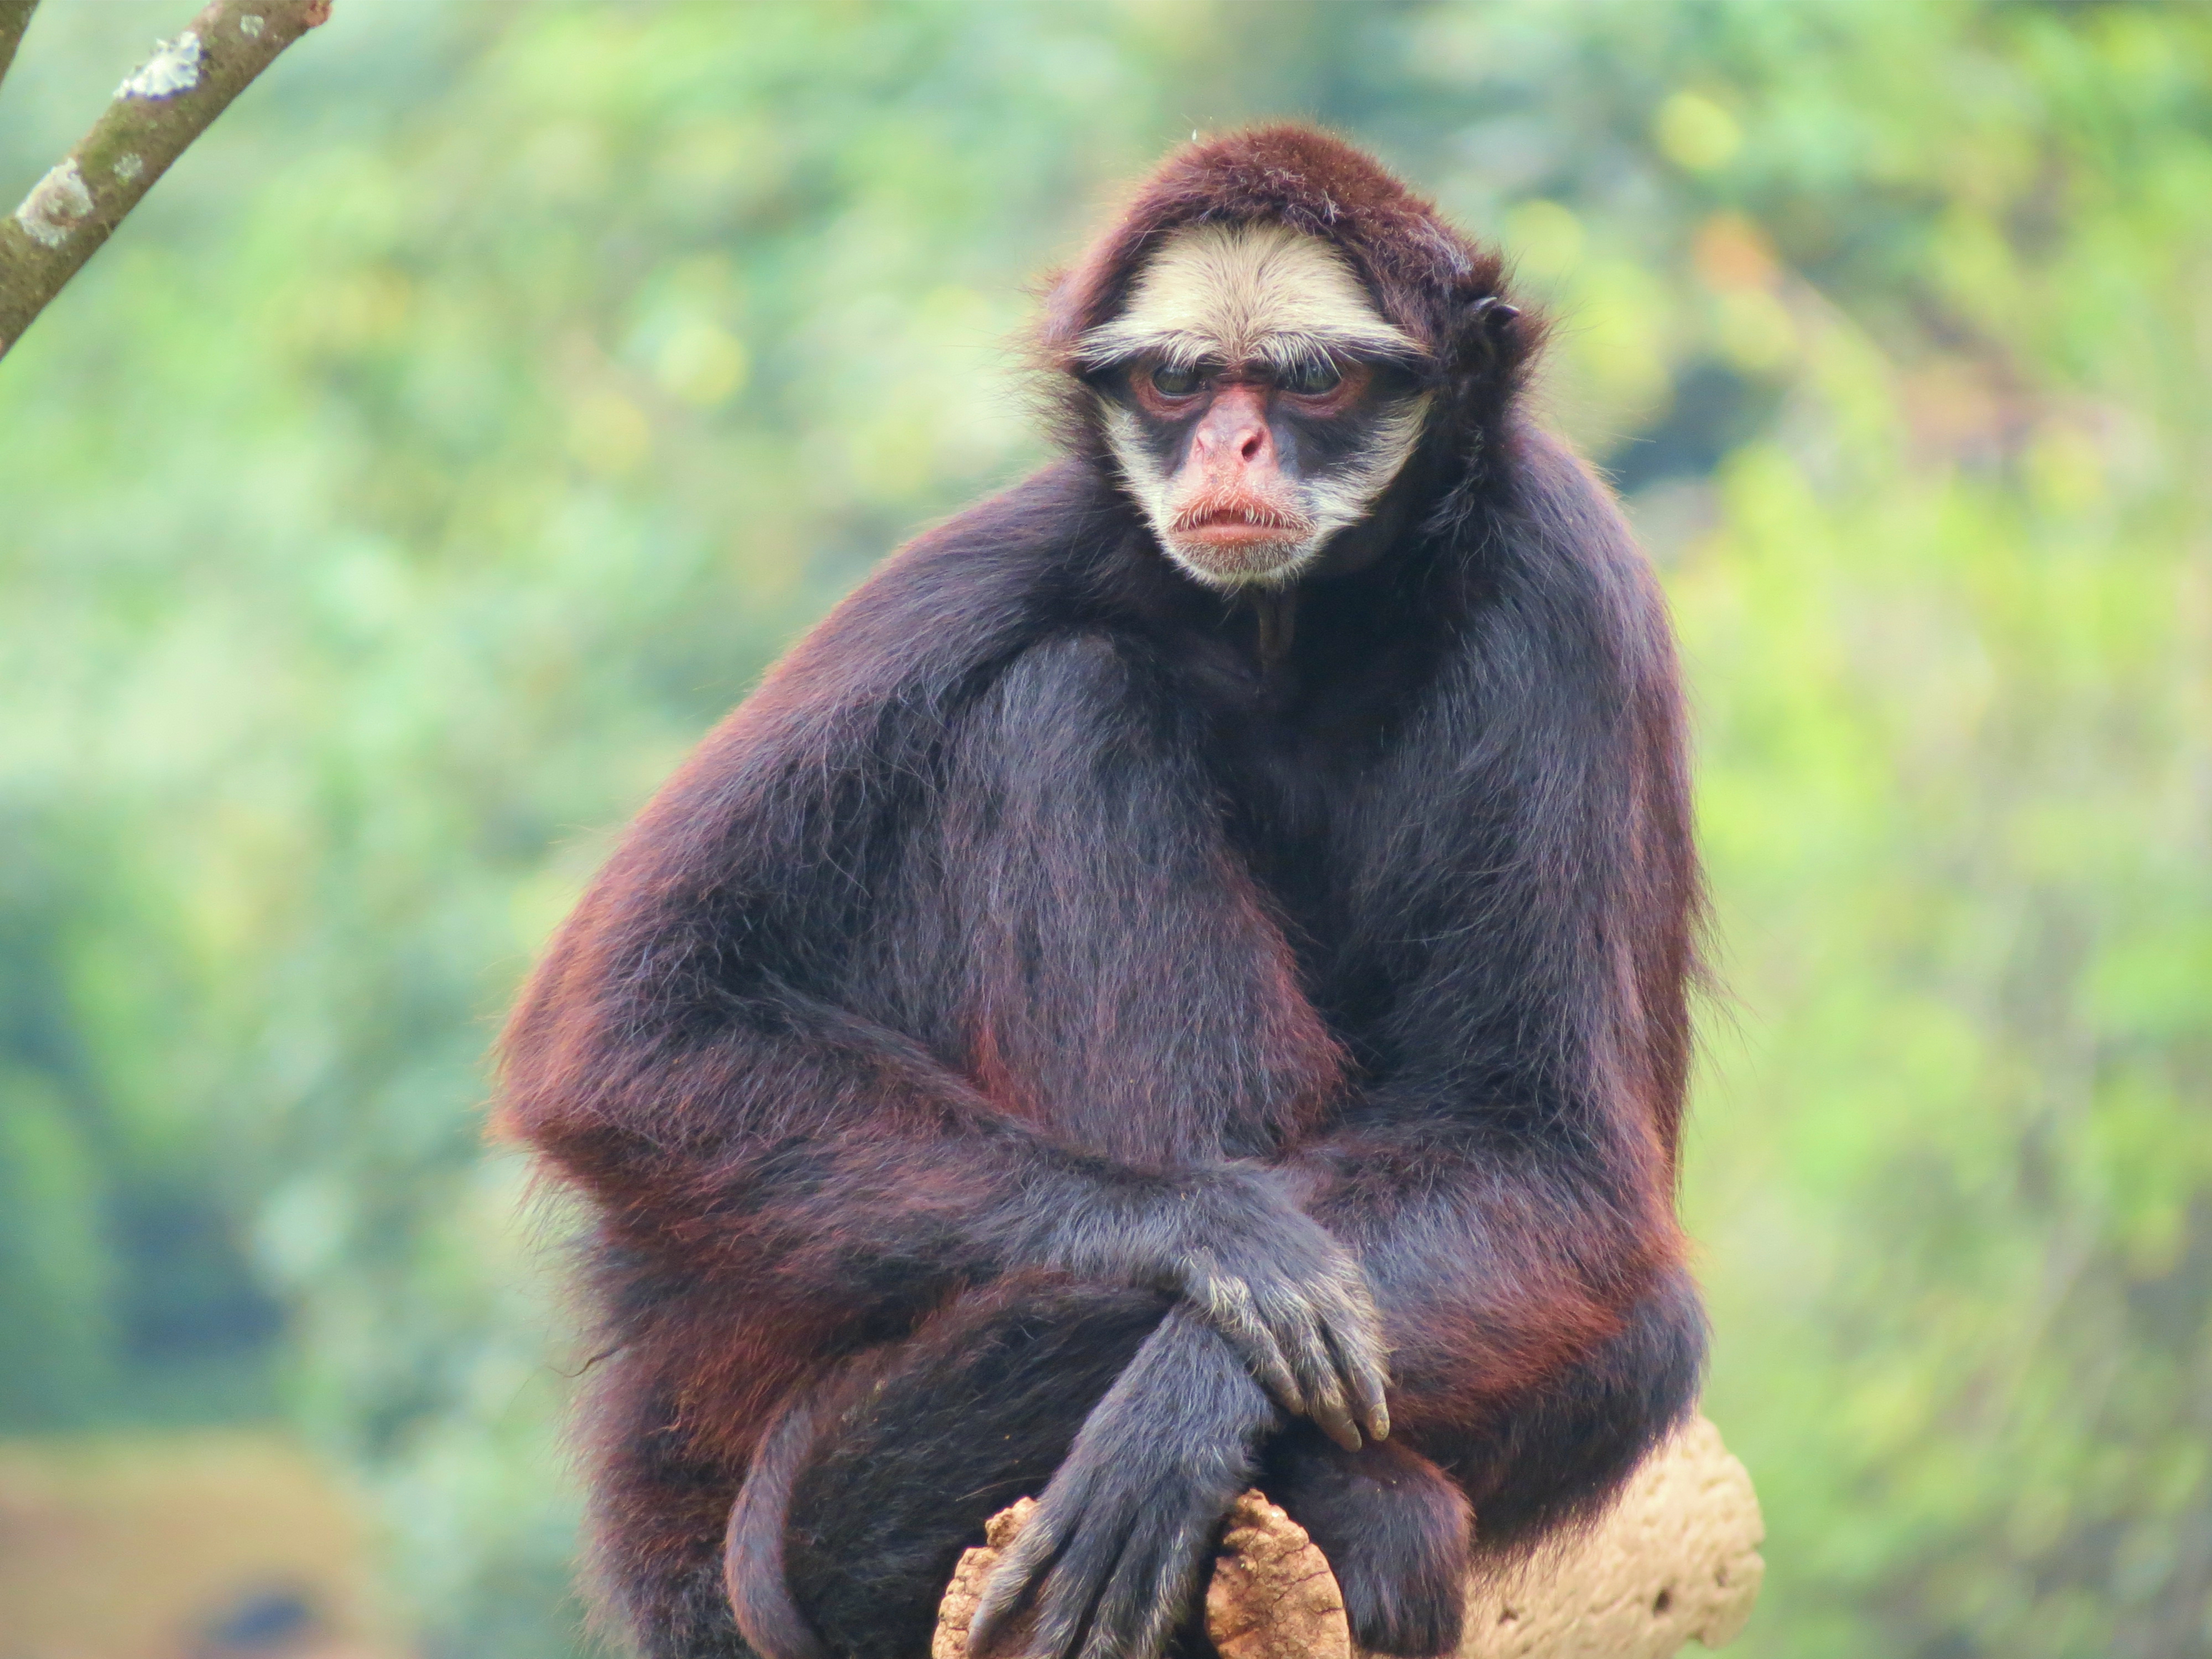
[934,1416,1763,1659]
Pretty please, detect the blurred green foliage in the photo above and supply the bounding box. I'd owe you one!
[2,2,2206,1656]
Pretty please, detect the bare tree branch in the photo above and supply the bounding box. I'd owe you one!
[0,0,40,96]
[0,0,328,359]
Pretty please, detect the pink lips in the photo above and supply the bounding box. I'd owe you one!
[1170,494,1312,547]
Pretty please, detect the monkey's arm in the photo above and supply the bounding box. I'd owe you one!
[1277,1108,1707,1585]
[499,525,1379,1427]
[1293,1110,1685,1427]
[1280,428,1704,1486]
[497,474,1119,1328]
[502,819,1378,1413]
[502,953,1360,1378]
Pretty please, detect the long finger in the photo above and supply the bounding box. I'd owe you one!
[1076,1506,1214,1659]
[1025,1521,1136,1659]
[1277,1307,1361,1452]
[1327,1315,1392,1442]
[971,1508,1068,1657]
[1199,1275,1307,1417]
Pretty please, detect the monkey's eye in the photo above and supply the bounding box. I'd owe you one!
[1149,363,1203,399]
[1281,357,1344,397]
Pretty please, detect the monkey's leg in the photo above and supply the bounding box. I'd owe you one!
[775,1281,1181,1659]
[586,1357,757,1658]
[1262,1267,1705,1658]
[1442,1266,1708,1553]
[1258,1429,1472,1658]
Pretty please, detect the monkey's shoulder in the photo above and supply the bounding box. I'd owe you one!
[654,464,1131,808]
[776,461,1127,696]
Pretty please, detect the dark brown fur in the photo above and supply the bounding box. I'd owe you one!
[499,126,1704,1659]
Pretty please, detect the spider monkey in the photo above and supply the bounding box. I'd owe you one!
[499,125,1707,1659]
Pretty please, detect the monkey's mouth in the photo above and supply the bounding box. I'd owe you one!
[1152,489,1321,585]
[1169,493,1314,551]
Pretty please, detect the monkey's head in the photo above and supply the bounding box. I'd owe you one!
[1044,127,1537,590]
[1072,223,1433,588]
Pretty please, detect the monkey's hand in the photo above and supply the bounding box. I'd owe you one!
[969,1306,1271,1659]
[1165,1172,1391,1453]
[1027,1166,1390,1451]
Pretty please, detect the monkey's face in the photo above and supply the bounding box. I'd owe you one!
[1079,222,1431,589]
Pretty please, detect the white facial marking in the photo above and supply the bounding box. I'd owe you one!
[1076,222,1421,372]
[1085,224,1431,589]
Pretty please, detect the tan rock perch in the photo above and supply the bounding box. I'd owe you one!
[1455,1417,1764,1658]
[933,1415,1762,1659]
[937,1499,1044,1659]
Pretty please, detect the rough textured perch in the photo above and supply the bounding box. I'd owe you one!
[934,1417,1763,1659]
[0,0,330,357]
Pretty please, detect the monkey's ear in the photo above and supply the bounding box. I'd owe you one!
[1451,293,1525,378]
[1471,294,1521,339]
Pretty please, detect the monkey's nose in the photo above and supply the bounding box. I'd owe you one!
[1198,416,1271,469]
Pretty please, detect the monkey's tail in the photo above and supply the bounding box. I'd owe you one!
[724,1391,830,1659]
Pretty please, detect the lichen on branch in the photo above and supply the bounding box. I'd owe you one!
[0,0,330,358]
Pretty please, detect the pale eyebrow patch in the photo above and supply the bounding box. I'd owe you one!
[1076,221,1422,371]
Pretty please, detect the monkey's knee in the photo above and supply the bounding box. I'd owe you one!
[1262,1428,1472,1657]
[779,1281,1173,1659]
[1460,1267,1707,1553]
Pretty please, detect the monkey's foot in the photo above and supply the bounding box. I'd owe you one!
[933,1491,1343,1659]
[933,1415,1763,1658]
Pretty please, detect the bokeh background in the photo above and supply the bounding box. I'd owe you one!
[2,2,2206,1656]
